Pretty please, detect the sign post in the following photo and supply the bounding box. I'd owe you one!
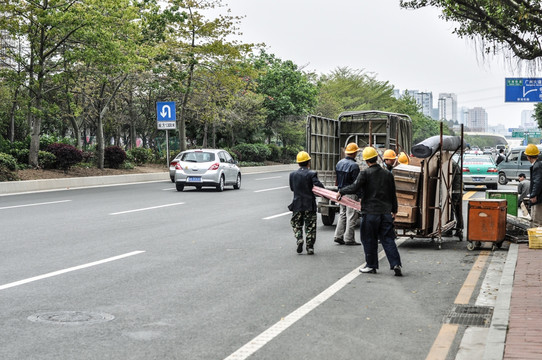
[157,101,177,166]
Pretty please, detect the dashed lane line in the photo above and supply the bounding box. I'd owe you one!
[110,202,185,215]
[254,186,289,193]
[262,212,290,220]
[0,200,71,211]
[0,251,145,291]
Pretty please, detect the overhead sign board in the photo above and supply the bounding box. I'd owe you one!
[505,78,542,102]
[156,101,177,129]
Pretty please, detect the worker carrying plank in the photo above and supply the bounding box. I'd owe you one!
[335,146,403,277]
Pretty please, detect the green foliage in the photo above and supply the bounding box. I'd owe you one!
[40,135,75,150]
[283,145,303,163]
[8,148,29,165]
[0,152,17,171]
[266,144,281,162]
[104,146,127,169]
[400,1,542,61]
[46,143,83,170]
[127,147,152,165]
[38,151,56,169]
[534,103,542,129]
[120,161,135,170]
[231,143,271,162]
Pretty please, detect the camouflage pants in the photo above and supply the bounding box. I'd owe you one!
[290,211,317,247]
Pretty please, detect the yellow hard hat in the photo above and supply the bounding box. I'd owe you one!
[525,144,540,156]
[398,152,409,165]
[296,151,311,163]
[345,143,360,154]
[383,149,397,160]
[362,147,378,161]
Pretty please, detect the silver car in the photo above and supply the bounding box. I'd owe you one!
[173,149,241,192]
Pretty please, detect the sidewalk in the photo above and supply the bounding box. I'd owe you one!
[503,243,542,359]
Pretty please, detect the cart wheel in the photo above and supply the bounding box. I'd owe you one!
[467,241,475,251]
[475,241,482,248]
[496,241,503,249]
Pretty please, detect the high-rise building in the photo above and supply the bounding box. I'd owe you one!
[466,107,488,132]
[403,90,434,118]
[438,93,458,122]
[521,109,537,129]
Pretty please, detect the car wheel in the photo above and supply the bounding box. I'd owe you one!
[216,175,225,192]
[321,211,336,226]
[176,183,184,192]
[233,173,241,189]
[498,172,508,185]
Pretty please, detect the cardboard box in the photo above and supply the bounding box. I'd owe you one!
[394,165,421,193]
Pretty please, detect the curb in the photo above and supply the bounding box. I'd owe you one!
[0,164,298,196]
[483,242,518,360]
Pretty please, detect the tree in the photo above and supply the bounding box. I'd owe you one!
[400,1,542,62]
[534,103,542,129]
[254,51,318,144]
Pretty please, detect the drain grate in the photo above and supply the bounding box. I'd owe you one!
[443,305,494,327]
[28,311,114,325]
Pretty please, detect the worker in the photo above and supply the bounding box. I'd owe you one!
[517,173,531,219]
[525,144,542,225]
[288,151,325,255]
[336,146,403,276]
[382,149,397,172]
[333,143,362,246]
[451,159,463,238]
[496,148,505,165]
[398,152,410,165]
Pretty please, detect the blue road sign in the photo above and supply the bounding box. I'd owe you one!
[505,78,542,102]
[156,101,176,121]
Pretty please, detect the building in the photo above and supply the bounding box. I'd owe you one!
[401,89,436,119]
[466,107,488,132]
[438,93,458,122]
[521,109,537,129]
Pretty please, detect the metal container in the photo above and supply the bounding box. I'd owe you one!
[467,199,507,244]
[485,190,518,217]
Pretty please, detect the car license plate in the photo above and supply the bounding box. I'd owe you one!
[473,177,483,182]
[188,176,202,182]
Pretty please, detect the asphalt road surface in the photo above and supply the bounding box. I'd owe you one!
[0,172,508,360]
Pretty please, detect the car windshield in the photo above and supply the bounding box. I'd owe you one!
[180,151,215,163]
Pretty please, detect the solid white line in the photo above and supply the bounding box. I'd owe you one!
[224,238,407,360]
[254,186,289,193]
[162,188,176,191]
[255,176,282,181]
[0,251,145,291]
[263,212,291,220]
[110,202,185,215]
[0,200,71,210]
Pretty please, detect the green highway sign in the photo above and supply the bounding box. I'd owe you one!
[512,131,541,138]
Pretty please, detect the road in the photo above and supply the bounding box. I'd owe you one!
[0,172,512,360]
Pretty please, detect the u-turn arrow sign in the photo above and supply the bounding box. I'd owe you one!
[156,101,176,121]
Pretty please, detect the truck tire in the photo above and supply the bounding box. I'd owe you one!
[321,211,336,226]
[498,172,508,185]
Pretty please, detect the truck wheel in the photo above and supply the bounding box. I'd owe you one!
[498,172,508,185]
[321,211,336,226]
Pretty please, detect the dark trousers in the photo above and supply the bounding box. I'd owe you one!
[360,213,401,269]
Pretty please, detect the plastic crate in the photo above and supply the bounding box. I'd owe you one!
[527,228,542,249]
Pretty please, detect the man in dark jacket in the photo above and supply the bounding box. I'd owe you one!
[289,151,324,255]
[336,146,403,276]
[526,144,542,225]
[333,143,361,246]
[496,149,505,165]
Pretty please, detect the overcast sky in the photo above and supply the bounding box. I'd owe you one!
[219,0,536,129]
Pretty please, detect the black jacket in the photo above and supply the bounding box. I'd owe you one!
[289,166,324,212]
[335,156,360,189]
[339,163,398,215]
[530,159,542,204]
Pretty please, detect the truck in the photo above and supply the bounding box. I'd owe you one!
[307,110,413,225]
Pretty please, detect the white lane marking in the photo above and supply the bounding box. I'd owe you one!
[162,188,176,191]
[0,251,145,291]
[254,186,289,193]
[263,212,291,220]
[110,202,185,215]
[224,238,407,360]
[255,176,282,181]
[0,200,71,211]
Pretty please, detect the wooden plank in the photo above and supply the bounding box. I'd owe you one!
[312,186,361,211]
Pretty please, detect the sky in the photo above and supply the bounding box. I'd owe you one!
[217,0,537,129]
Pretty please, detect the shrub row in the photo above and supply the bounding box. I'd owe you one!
[228,143,302,163]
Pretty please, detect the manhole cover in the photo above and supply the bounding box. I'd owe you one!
[443,305,493,327]
[28,311,114,325]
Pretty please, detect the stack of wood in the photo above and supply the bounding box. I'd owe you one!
[393,163,422,225]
